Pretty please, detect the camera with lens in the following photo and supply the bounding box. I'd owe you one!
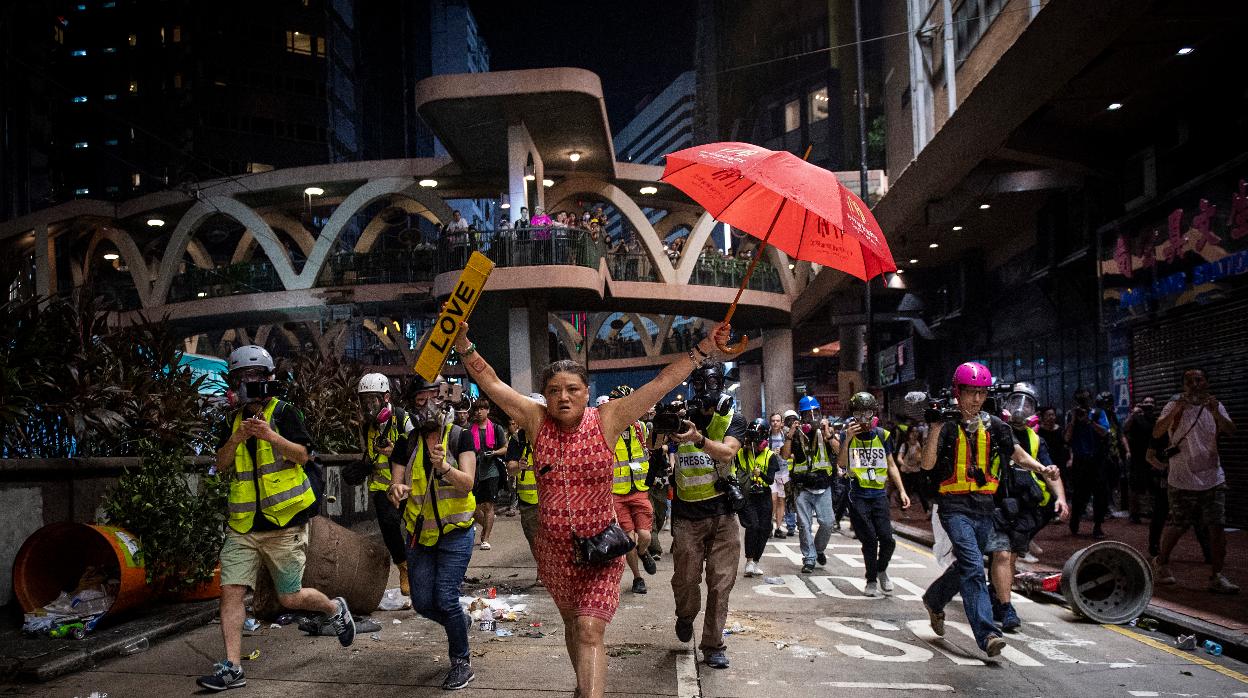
[715,473,748,511]
[651,400,686,435]
[919,388,962,424]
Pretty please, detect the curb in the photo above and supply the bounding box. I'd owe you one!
[14,600,219,682]
[890,521,1248,662]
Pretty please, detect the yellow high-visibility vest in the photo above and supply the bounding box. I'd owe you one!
[1019,427,1052,507]
[938,423,1000,496]
[403,424,477,545]
[675,410,732,502]
[611,423,649,494]
[516,441,538,505]
[365,410,414,493]
[734,446,772,487]
[847,428,891,490]
[227,399,317,534]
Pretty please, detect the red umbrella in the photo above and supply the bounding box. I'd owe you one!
[661,142,896,352]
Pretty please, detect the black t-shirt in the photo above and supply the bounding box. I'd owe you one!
[466,421,507,480]
[671,409,747,521]
[934,415,1016,516]
[216,400,314,531]
[505,429,530,463]
[1037,424,1068,469]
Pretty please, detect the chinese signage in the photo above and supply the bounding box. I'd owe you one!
[877,337,916,387]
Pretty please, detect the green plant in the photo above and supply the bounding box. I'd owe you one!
[102,440,227,590]
[281,352,361,454]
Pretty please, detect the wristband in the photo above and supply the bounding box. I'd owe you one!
[695,434,706,449]
[459,343,477,356]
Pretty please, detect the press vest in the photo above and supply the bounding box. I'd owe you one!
[938,420,1001,496]
[1018,427,1052,507]
[365,409,413,493]
[847,428,891,490]
[403,424,477,546]
[612,422,650,494]
[791,430,835,476]
[734,446,772,487]
[516,440,538,505]
[227,399,317,534]
[675,410,732,502]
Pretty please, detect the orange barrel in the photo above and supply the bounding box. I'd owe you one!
[176,566,222,602]
[12,522,152,616]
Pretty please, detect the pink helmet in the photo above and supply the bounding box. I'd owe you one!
[951,361,992,397]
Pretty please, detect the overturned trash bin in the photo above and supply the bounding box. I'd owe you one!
[13,522,152,618]
[1060,540,1153,624]
[252,516,389,619]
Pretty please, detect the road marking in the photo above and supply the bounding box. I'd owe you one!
[942,621,1044,666]
[817,682,954,691]
[752,574,816,598]
[832,552,925,569]
[1104,624,1248,685]
[906,620,990,665]
[676,649,701,698]
[816,617,934,663]
[896,538,936,559]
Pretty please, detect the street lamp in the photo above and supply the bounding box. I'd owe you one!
[639,186,657,195]
[418,179,437,188]
[146,217,165,227]
[569,151,581,162]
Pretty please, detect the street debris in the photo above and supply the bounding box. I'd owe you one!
[378,588,409,611]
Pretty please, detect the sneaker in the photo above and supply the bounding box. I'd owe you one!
[197,660,246,691]
[1210,574,1241,595]
[479,541,491,550]
[641,552,657,575]
[985,635,1006,657]
[703,649,730,669]
[743,560,757,577]
[800,563,815,574]
[1000,602,1021,632]
[441,658,475,690]
[773,528,788,539]
[863,580,879,597]
[1021,552,1040,564]
[1151,557,1177,585]
[832,523,841,532]
[923,599,945,636]
[631,577,648,594]
[675,618,694,643]
[328,596,356,647]
[878,571,894,594]
[816,552,827,566]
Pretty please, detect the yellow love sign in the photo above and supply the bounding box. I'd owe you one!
[414,251,495,381]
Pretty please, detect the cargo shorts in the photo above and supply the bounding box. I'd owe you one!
[220,524,308,595]
[1166,485,1226,529]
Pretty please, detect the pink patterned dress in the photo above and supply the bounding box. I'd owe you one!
[533,406,625,621]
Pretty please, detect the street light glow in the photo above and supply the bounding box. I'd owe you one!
[303,186,324,196]
[978,203,990,210]
[952,225,963,231]
[418,179,437,188]
[1177,47,1194,56]
[542,178,554,187]
[103,253,119,261]
[909,258,918,264]
[569,151,581,162]
[1107,102,1123,111]
[146,217,165,227]
[930,242,939,248]
[639,186,658,195]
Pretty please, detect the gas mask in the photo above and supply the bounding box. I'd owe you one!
[226,369,279,408]
[849,410,879,429]
[688,364,728,414]
[358,393,391,425]
[1001,392,1037,428]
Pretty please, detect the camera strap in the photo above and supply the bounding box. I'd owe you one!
[1169,405,1205,451]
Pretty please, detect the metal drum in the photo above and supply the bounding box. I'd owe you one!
[1060,540,1154,624]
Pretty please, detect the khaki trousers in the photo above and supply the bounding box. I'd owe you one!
[670,513,740,651]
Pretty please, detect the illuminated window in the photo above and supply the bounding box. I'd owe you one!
[103,1,116,7]
[316,36,326,56]
[71,95,88,103]
[102,47,117,54]
[128,80,138,94]
[75,4,86,11]
[286,31,312,55]
[104,138,118,145]
[75,187,90,195]
[71,48,87,57]
[131,173,141,187]
[103,93,117,101]
[53,26,64,44]
[172,25,181,42]
[73,141,89,149]
[127,33,136,47]
[783,99,800,132]
[808,87,829,123]
[173,73,182,88]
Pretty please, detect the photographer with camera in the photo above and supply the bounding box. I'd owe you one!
[919,363,1060,658]
[785,397,839,574]
[1065,387,1110,538]
[352,373,415,603]
[386,376,480,690]
[837,392,909,597]
[1151,369,1239,594]
[737,418,783,577]
[988,382,1069,631]
[606,385,659,595]
[668,362,747,669]
[199,346,355,691]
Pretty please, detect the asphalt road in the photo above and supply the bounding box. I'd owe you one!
[14,514,1248,697]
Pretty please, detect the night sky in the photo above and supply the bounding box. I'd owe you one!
[470,0,697,134]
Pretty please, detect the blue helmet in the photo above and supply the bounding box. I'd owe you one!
[798,395,821,412]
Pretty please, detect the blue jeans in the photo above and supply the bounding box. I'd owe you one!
[923,511,1000,650]
[795,488,835,565]
[407,526,475,661]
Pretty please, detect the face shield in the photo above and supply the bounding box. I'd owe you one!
[852,410,874,424]
[1002,392,1037,426]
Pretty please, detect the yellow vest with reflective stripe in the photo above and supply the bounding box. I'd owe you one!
[365,411,414,493]
[403,424,477,545]
[675,410,732,502]
[848,428,890,490]
[734,446,771,487]
[791,430,835,476]
[227,399,317,534]
[1020,427,1052,507]
[938,423,1000,496]
[516,442,538,505]
[612,423,650,494]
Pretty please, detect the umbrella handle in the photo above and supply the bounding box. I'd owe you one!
[716,196,788,354]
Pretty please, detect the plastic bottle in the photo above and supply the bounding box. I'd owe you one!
[1203,640,1223,656]
[119,638,149,655]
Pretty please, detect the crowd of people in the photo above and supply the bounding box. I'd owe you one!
[198,336,1237,695]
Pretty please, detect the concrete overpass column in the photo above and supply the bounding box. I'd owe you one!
[763,329,794,414]
[738,363,763,419]
[508,300,551,396]
[34,224,56,298]
[507,122,538,220]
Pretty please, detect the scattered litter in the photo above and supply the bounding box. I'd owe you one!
[723,622,753,636]
[1014,570,1062,594]
[506,594,528,602]
[1203,640,1223,656]
[1175,634,1197,650]
[507,573,519,578]
[762,576,785,585]
[356,618,382,633]
[1128,617,1158,632]
[243,649,261,661]
[378,588,410,611]
[274,614,297,626]
[607,645,644,657]
[119,638,149,656]
[789,645,827,661]
[478,620,496,632]
[243,618,261,632]
[1180,670,1193,676]
[772,641,788,650]
[529,622,543,628]
[521,630,546,638]
[495,628,513,637]
[370,633,382,641]
[392,619,402,625]
[268,623,281,629]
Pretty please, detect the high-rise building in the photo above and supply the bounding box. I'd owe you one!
[614,71,695,167]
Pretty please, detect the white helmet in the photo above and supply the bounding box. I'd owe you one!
[228,345,274,374]
[357,373,390,394]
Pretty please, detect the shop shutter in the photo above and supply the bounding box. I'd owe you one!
[1131,297,1248,527]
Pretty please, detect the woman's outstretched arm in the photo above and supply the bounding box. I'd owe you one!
[453,321,546,436]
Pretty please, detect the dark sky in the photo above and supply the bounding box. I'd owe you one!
[470,0,697,134]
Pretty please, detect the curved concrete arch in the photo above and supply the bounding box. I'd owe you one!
[353,192,448,254]
[299,178,453,289]
[551,315,587,364]
[185,239,214,270]
[672,212,720,284]
[655,210,700,239]
[153,197,299,306]
[543,177,674,283]
[82,225,155,306]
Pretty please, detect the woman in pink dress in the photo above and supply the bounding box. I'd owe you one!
[453,319,729,698]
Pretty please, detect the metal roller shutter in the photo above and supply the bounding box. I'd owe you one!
[1131,297,1248,527]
